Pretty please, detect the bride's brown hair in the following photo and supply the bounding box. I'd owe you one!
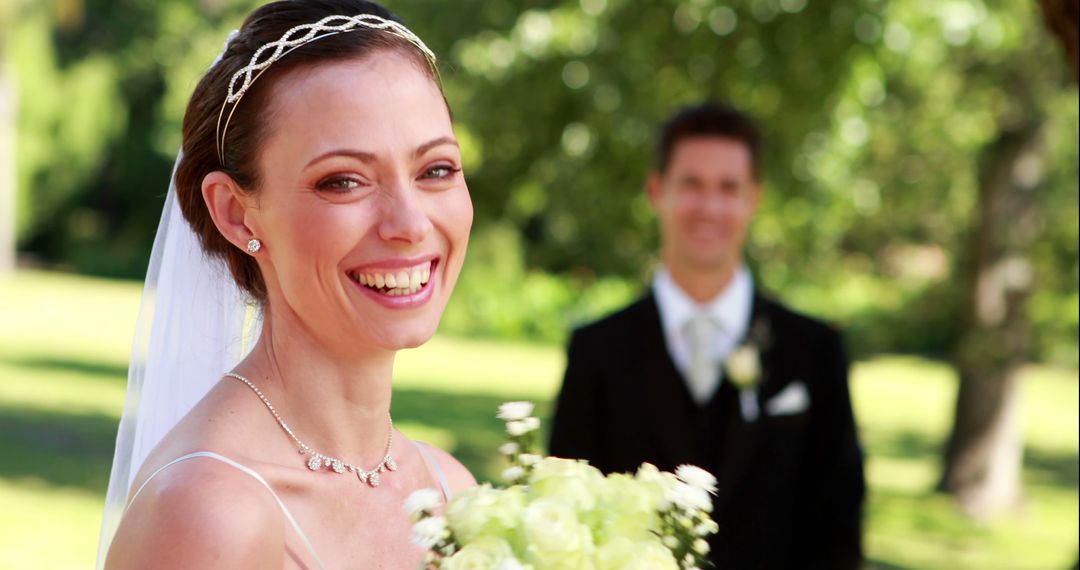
[174,0,440,301]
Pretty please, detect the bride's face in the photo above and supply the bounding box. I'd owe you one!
[247,52,472,351]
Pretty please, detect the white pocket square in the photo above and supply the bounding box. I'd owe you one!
[765,380,810,416]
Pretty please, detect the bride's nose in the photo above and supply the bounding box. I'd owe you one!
[376,183,434,244]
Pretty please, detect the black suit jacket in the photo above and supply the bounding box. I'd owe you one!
[549,291,865,569]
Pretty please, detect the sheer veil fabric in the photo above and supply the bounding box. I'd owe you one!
[95,36,257,568]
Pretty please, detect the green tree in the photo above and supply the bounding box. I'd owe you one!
[411,0,1078,518]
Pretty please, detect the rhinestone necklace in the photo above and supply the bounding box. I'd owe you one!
[225,372,397,487]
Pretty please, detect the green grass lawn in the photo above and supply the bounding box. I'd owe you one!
[1,270,1076,569]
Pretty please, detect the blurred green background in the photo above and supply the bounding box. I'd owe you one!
[0,0,1076,568]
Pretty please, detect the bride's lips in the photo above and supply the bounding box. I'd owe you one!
[345,257,439,309]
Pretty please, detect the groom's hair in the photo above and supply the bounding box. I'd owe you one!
[655,102,763,180]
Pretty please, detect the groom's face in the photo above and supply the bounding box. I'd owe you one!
[648,136,760,276]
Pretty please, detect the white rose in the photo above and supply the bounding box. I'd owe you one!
[530,457,603,484]
[594,473,661,543]
[410,516,446,550]
[725,344,761,389]
[530,473,597,514]
[442,536,514,570]
[494,558,531,570]
[404,488,443,520]
[635,463,679,508]
[675,465,717,495]
[497,401,536,421]
[447,485,526,543]
[528,458,605,514]
[596,537,678,570]
[522,499,593,554]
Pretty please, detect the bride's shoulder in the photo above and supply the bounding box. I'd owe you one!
[106,455,285,569]
[415,441,477,494]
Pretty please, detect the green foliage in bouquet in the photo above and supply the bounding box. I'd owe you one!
[405,402,718,570]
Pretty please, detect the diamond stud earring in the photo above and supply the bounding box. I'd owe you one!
[246,238,262,254]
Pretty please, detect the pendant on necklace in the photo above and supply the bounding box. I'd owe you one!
[304,451,396,487]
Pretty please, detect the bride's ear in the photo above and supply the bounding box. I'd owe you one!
[202,171,257,252]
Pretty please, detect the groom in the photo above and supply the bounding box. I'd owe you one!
[549,103,865,569]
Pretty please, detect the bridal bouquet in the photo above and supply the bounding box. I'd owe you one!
[406,402,718,570]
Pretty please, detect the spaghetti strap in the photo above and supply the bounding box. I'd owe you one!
[127,451,326,570]
[413,441,453,502]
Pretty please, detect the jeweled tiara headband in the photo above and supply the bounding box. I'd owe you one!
[215,14,437,166]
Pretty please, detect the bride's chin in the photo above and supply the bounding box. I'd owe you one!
[368,323,440,352]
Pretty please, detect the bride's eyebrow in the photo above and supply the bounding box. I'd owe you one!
[303,137,458,170]
[304,149,377,169]
[413,136,458,159]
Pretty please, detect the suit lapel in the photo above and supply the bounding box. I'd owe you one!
[636,294,700,467]
[713,291,776,509]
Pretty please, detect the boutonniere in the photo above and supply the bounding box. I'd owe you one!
[724,343,761,391]
[724,317,771,422]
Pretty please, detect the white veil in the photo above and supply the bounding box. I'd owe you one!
[95,34,257,568]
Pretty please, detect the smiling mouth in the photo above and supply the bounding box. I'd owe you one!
[347,260,435,296]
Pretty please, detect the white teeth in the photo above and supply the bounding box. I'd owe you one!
[352,261,435,295]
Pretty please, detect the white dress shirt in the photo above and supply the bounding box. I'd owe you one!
[652,265,754,404]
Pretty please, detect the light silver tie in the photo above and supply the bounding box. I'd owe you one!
[686,313,720,404]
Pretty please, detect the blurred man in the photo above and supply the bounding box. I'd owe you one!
[549,103,865,569]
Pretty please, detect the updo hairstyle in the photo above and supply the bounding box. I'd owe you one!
[174,0,441,301]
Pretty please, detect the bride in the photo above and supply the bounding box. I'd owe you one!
[99,1,475,567]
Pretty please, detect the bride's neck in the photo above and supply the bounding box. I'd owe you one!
[233,309,396,464]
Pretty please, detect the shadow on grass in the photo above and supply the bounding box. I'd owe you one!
[866,428,1078,491]
[0,355,128,381]
[864,428,941,458]
[1025,446,1080,488]
[865,560,913,570]
[390,386,553,482]
[0,386,552,494]
[0,404,119,494]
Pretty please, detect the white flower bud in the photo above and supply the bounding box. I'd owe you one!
[675,464,718,495]
[725,345,761,389]
[518,453,542,466]
[404,488,443,520]
[506,421,528,436]
[502,465,526,482]
[497,401,535,421]
[410,516,447,550]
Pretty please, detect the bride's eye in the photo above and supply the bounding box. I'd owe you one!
[316,175,364,193]
[420,164,461,180]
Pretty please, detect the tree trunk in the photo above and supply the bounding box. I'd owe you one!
[939,121,1044,520]
[1034,0,1079,81]
[0,60,16,275]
